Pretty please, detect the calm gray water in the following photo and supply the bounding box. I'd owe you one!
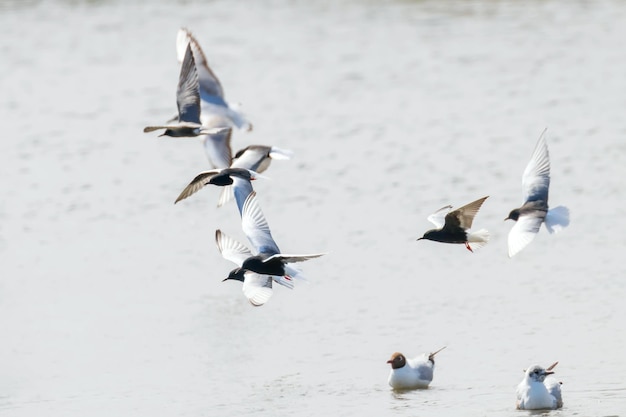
[1,0,625,416]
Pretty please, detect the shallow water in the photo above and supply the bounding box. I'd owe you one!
[1,0,625,416]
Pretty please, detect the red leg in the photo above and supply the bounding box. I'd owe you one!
[465,242,473,253]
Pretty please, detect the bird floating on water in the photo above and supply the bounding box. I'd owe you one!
[417,196,490,252]
[387,347,446,390]
[516,361,563,410]
[505,129,570,257]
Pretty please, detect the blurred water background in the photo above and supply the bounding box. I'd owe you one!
[0,0,625,416]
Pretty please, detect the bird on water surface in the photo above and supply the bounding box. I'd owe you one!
[516,361,563,410]
[387,347,446,390]
[417,196,490,252]
[505,129,570,257]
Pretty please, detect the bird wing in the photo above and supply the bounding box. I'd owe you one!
[447,196,489,230]
[232,145,271,172]
[241,271,273,306]
[545,378,563,408]
[174,169,221,203]
[427,205,452,228]
[176,43,202,125]
[176,28,224,99]
[202,128,232,169]
[241,191,281,255]
[264,253,326,264]
[522,129,551,203]
[507,213,543,257]
[215,229,253,265]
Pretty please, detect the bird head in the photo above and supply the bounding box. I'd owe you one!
[505,209,520,221]
[223,267,246,283]
[524,364,555,382]
[386,352,406,369]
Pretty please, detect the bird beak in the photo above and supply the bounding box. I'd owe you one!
[416,237,423,241]
[545,370,555,375]
[504,217,509,221]
[546,361,559,371]
[222,278,228,282]
[158,132,166,137]
[386,360,393,364]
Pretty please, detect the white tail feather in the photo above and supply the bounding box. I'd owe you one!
[269,147,294,160]
[467,229,490,251]
[545,206,570,234]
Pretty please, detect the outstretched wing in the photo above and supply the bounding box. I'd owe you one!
[215,229,253,265]
[507,213,543,257]
[241,272,273,307]
[522,129,550,203]
[202,128,232,170]
[447,196,489,230]
[174,169,221,203]
[427,205,452,228]
[176,28,224,99]
[176,43,202,125]
[241,191,281,256]
[264,253,325,264]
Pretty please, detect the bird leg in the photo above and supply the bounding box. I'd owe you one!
[464,242,473,253]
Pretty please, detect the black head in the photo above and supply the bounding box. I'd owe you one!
[386,352,406,369]
[417,229,437,242]
[505,208,520,221]
[209,172,235,186]
[223,267,246,283]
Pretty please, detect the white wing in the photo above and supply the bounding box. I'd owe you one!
[522,129,551,203]
[241,191,281,255]
[265,253,326,264]
[202,128,232,169]
[232,145,272,173]
[545,378,563,408]
[508,214,543,257]
[215,229,253,265]
[241,271,273,306]
[176,28,224,99]
[427,205,452,228]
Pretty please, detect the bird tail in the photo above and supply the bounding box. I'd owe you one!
[467,229,490,251]
[283,264,310,285]
[273,275,295,290]
[269,147,294,160]
[545,206,570,234]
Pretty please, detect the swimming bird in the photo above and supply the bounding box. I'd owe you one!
[417,196,490,252]
[216,229,292,306]
[144,43,227,138]
[505,129,570,257]
[225,191,324,281]
[174,167,258,205]
[387,347,446,390]
[217,145,293,207]
[176,28,252,132]
[516,362,563,410]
